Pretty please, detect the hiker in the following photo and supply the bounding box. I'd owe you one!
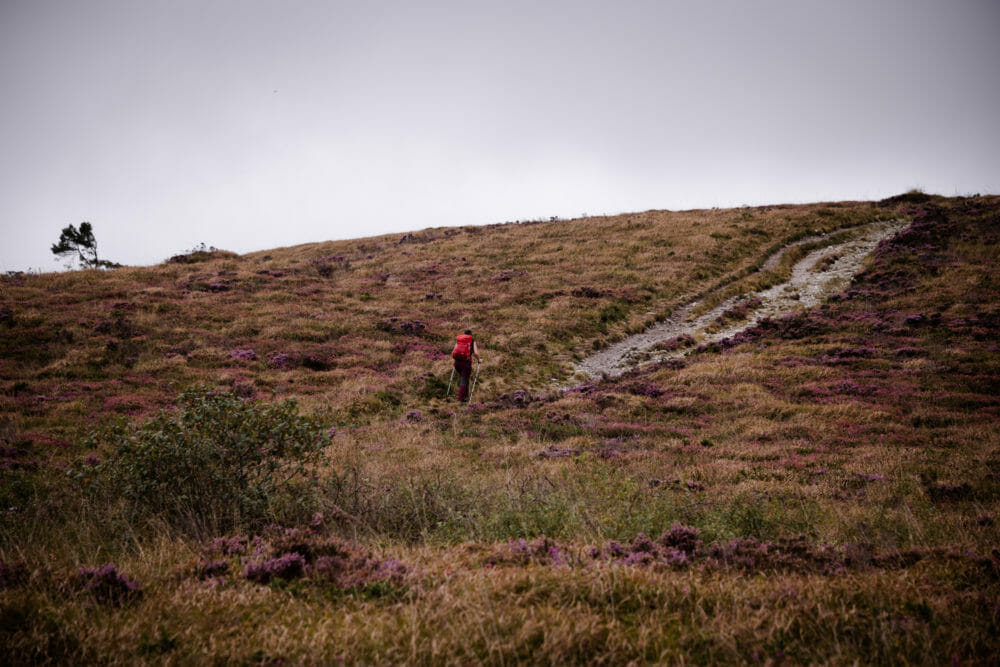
[452,329,481,402]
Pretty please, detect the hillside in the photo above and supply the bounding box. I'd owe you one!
[2,194,999,663]
[3,201,898,432]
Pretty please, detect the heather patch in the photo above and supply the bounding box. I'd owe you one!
[230,348,257,361]
[269,351,295,369]
[199,527,412,591]
[653,333,696,351]
[484,528,1000,579]
[70,563,141,606]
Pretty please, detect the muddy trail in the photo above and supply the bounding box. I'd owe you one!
[573,219,909,380]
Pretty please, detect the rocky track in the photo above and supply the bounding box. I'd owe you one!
[573,219,909,380]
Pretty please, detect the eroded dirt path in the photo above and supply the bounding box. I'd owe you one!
[573,219,909,380]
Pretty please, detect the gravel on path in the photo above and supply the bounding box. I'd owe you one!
[572,219,909,381]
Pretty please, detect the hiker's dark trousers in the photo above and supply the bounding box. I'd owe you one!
[454,359,472,401]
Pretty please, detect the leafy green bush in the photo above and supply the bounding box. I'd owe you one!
[89,387,330,532]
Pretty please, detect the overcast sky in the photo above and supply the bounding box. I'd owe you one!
[2,0,998,272]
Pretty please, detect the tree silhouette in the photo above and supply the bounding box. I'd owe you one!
[51,222,119,269]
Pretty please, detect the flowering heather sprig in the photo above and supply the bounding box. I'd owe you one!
[719,330,760,350]
[586,526,703,569]
[622,550,654,566]
[72,563,141,606]
[401,410,422,423]
[375,558,410,581]
[503,536,566,565]
[218,528,413,589]
[244,552,307,584]
[658,522,702,555]
[631,533,656,553]
[251,536,269,557]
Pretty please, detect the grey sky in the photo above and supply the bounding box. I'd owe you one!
[2,0,998,271]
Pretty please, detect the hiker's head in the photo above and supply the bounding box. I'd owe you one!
[464,329,472,335]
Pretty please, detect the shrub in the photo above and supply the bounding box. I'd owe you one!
[166,242,236,263]
[89,387,330,533]
[599,302,628,324]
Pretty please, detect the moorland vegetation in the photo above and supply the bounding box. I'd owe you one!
[1,194,998,663]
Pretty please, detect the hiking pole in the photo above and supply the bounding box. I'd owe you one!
[469,360,481,402]
[446,367,455,397]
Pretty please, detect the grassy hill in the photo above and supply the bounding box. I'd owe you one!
[2,194,999,663]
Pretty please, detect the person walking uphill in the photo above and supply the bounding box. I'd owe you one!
[451,329,481,402]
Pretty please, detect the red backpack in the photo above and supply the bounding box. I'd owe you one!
[452,334,473,360]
